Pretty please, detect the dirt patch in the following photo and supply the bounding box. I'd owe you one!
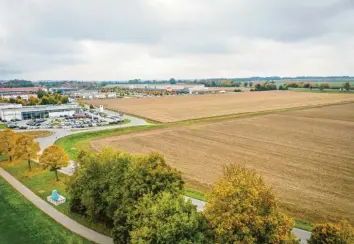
[91,103,354,224]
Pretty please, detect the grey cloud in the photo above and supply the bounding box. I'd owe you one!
[0,0,353,79]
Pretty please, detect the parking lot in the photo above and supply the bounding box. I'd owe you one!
[3,109,125,130]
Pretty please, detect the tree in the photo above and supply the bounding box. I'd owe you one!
[112,152,184,243]
[128,192,213,244]
[249,82,253,87]
[39,145,69,181]
[0,129,17,162]
[204,164,297,244]
[28,96,40,105]
[344,82,351,91]
[89,104,94,109]
[308,220,354,244]
[244,82,248,87]
[14,134,40,171]
[37,89,46,99]
[169,78,177,84]
[319,84,324,91]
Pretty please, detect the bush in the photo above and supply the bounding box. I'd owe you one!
[233,89,242,92]
[308,220,354,244]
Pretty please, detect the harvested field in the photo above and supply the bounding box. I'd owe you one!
[91,103,354,224]
[89,91,354,122]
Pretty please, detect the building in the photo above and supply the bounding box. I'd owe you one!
[49,87,78,93]
[72,91,117,99]
[0,104,81,121]
[1,94,38,101]
[0,87,44,95]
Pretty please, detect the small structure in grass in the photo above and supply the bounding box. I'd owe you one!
[47,190,66,206]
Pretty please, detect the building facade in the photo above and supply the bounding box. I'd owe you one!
[0,104,80,121]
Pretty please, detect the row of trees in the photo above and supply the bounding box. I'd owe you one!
[0,91,69,106]
[68,149,298,243]
[0,129,69,181]
[285,82,351,91]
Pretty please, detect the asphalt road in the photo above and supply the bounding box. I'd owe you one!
[33,114,149,153]
[185,197,311,243]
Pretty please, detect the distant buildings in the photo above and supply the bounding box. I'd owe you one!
[0,87,44,101]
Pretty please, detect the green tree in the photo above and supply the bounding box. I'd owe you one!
[319,84,324,91]
[249,82,253,87]
[170,78,177,84]
[344,82,351,91]
[39,145,69,181]
[129,192,213,244]
[68,149,184,244]
[37,89,46,99]
[204,164,297,244]
[308,220,354,244]
[113,152,184,243]
[14,134,40,171]
[244,82,248,87]
[0,129,17,161]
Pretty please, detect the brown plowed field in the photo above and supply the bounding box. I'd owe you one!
[91,103,354,223]
[89,91,354,122]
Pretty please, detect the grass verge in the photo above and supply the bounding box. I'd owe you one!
[0,175,93,244]
[19,130,54,138]
[1,160,112,236]
[0,123,7,129]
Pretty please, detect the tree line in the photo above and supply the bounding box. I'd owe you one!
[0,129,69,181]
[0,90,69,106]
[66,148,354,244]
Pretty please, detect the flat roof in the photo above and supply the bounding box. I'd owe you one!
[1,104,79,112]
[0,87,43,92]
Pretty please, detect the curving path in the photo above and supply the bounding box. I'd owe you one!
[0,168,114,244]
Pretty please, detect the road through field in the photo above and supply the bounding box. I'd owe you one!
[91,103,354,224]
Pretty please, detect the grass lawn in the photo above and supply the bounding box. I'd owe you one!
[55,125,155,160]
[19,130,54,138]
[1,160,112,236]
[0,123,7,129]
[0,176,93,244]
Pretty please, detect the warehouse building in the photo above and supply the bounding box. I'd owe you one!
[0,104,81,121]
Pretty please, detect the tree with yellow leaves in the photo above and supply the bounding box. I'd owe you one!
[39,145,69,181]
[14,134,40,171]
[0,129,17,162]
[204,164,297,244]
[308,220,354,244]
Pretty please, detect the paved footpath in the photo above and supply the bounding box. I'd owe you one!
[0,168,113,244]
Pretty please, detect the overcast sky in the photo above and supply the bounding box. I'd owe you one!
[0,0,353,80]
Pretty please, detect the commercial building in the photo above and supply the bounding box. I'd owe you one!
[0,104,81,121]
[72,91,117,99]
[49,87,78,93]
[0,87,44,101]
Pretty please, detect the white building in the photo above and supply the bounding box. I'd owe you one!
[1,94,38,101]
[0,104,80,121]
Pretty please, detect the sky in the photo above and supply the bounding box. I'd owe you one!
[0,0,353,80]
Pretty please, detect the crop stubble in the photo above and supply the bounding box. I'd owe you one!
[91,103,354,223]
[89,91,354,122]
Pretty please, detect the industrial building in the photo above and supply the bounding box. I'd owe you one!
[0,104,81,121]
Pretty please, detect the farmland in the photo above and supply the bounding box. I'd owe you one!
[89,91,354,122]
[90,102,354,224]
